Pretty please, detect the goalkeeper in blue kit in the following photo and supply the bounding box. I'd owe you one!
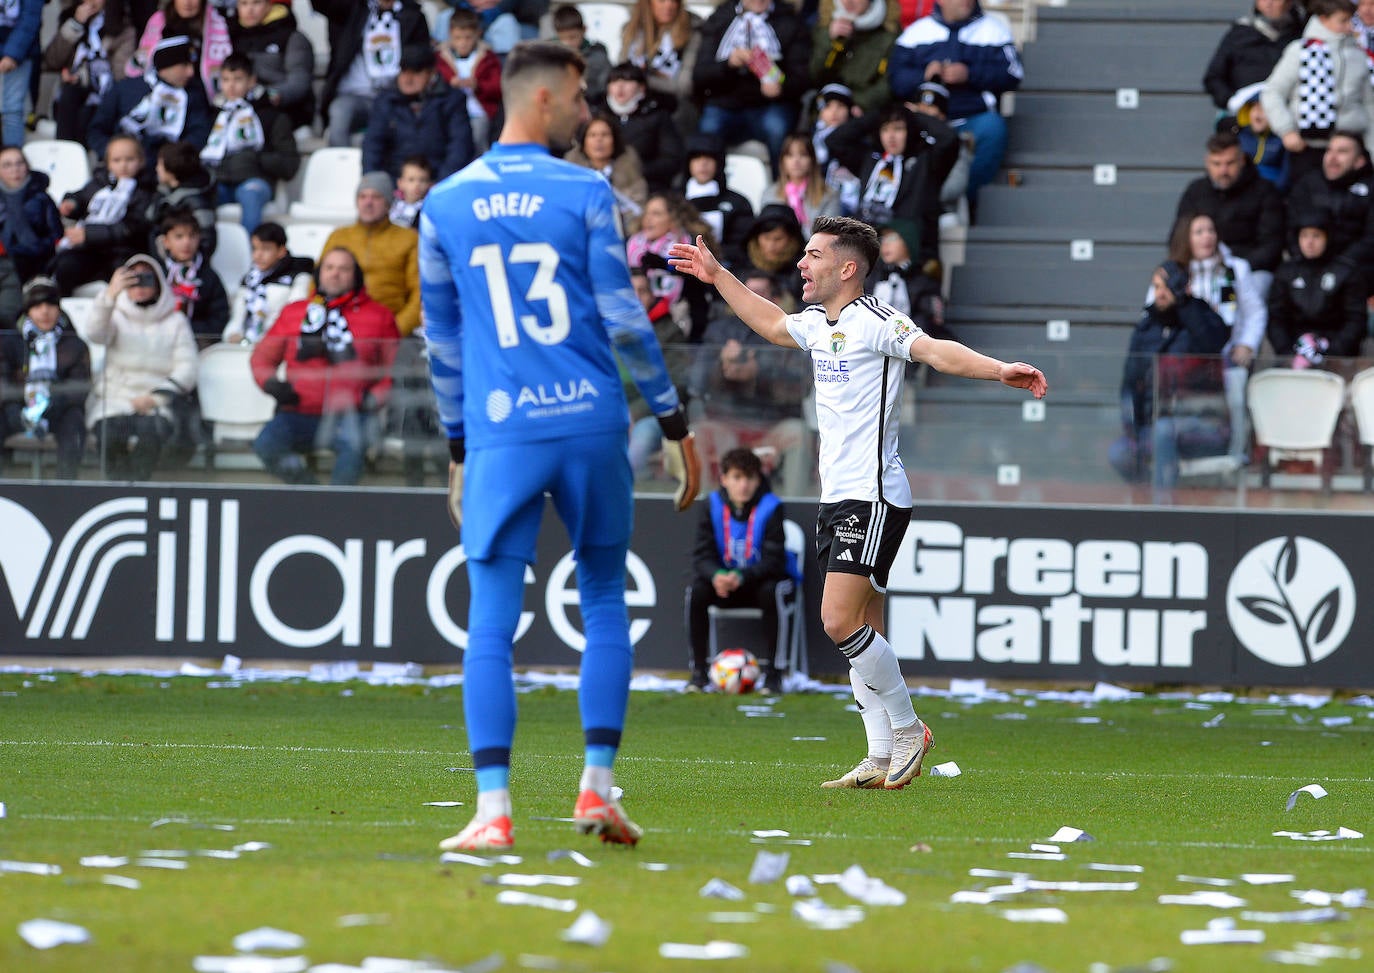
[420,41,701,851]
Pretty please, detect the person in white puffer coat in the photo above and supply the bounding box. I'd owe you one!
[84,254,198,481]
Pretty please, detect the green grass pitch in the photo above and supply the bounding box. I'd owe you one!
[1,671,1371,972]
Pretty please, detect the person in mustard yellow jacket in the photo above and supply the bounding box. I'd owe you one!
[322,171,421,336]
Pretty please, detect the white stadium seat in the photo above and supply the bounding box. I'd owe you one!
[212,222,253,300]
[1247,368,1346,490]
[579,3,632,62]
[284,222,335,264]
[288,147,362,224]
[724,153,769,214]
[23,139,91,205]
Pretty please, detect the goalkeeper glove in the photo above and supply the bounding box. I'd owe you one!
[447,438,464,529]
[657,406,701,513]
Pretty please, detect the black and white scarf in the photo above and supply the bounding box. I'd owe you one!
[860,154,901,223]
[239,265,274,343]
[73,11,112,105]
[715,3,781,63]
[201,98,265,165]
[630,30,683,80]
[873,266,911,315]
[166,255,204,318]
[363,1,402,84]
[120,79,190,142]
[297,295,358,363]
[1298,38,1339,133]
[59,174,136,251]
[21,318,61,433]
[389,196,421,228]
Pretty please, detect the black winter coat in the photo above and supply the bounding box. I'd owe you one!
[0,172,64,280]
[63,167,158,258]
[1286,168,1374,270]
[1267,255,1367,358]
[1175,164,1285,272]
[362,83,475,181]
[88,75,215,160]
[228,8,317,129]
[0,324,91,426]
[826,109,957,265]
[1202,12,1303,111]
[598,94,684,193]
[1120,296,1231,431]
[693,2,812,111]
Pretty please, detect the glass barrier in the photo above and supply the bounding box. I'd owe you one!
[6,336,1374,513]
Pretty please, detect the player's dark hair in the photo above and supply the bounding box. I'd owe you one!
[221,52,255,76]
[720,447,763,479]
[552,4,585,31]
[252,221,287,247]
[400,155,434,179]
[577,110,625,158]
[503,40,585,90]
[158,206,201,237]
[812,216,880,279]
[1204,130,1240,156]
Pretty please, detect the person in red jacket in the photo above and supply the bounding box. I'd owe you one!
[250,246,400,485]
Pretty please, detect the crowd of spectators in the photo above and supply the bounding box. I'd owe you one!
[1116,0,1374,493]
[0,0,1029,484]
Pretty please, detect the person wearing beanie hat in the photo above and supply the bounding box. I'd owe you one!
[680,131,756,264]
[742,203,807,309]
[598,59,684,193]
[914,79,950,116]
[89,33,214,161]
[363,40,475,182]
[909,77,975,227]
[811,0,900,117]
[1268,205,1367,372]
[128,0,233,101]
[321,171,421,335]
[1,276,92,479]
[1222,82,1290,193]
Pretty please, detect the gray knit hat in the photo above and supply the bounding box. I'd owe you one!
[358,171,395,197]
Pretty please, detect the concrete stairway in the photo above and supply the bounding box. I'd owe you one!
[907,0,1245,487]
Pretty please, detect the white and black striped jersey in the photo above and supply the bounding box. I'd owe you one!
[785,295,924,505]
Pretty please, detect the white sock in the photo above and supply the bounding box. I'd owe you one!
[850,667,892,761]
[839,625,918,730]
[579,765,613,798]
[476,788,511,821]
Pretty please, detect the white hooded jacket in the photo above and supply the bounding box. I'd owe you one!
[83,254,198,428]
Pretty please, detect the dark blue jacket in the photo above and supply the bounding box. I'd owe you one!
[889,0,1023,120]
[362,82,476,181]
[0,0,43,62]
[88,75,215,162]
[0,171,63,280]
[692,480,790,587]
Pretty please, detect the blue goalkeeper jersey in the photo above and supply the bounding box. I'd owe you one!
[420,141,682,449]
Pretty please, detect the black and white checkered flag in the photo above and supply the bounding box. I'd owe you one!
[1298,39,1339,133]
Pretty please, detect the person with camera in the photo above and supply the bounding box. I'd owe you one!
[82,256,198,481]
[1110,213,1256,492]
[249,246,400,486]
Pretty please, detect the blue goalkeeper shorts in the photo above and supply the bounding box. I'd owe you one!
[461,431,634,563]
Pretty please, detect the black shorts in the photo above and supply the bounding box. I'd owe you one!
[815,499,911,591]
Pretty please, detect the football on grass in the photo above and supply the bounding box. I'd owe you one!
[709,648,761,694]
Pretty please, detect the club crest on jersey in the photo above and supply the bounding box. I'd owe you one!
[830,332,846,355]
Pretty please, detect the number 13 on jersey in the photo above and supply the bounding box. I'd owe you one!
[470,242,571,348]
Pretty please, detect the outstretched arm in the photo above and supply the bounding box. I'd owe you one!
[668,236,800,349]
[911,334,1048,398]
